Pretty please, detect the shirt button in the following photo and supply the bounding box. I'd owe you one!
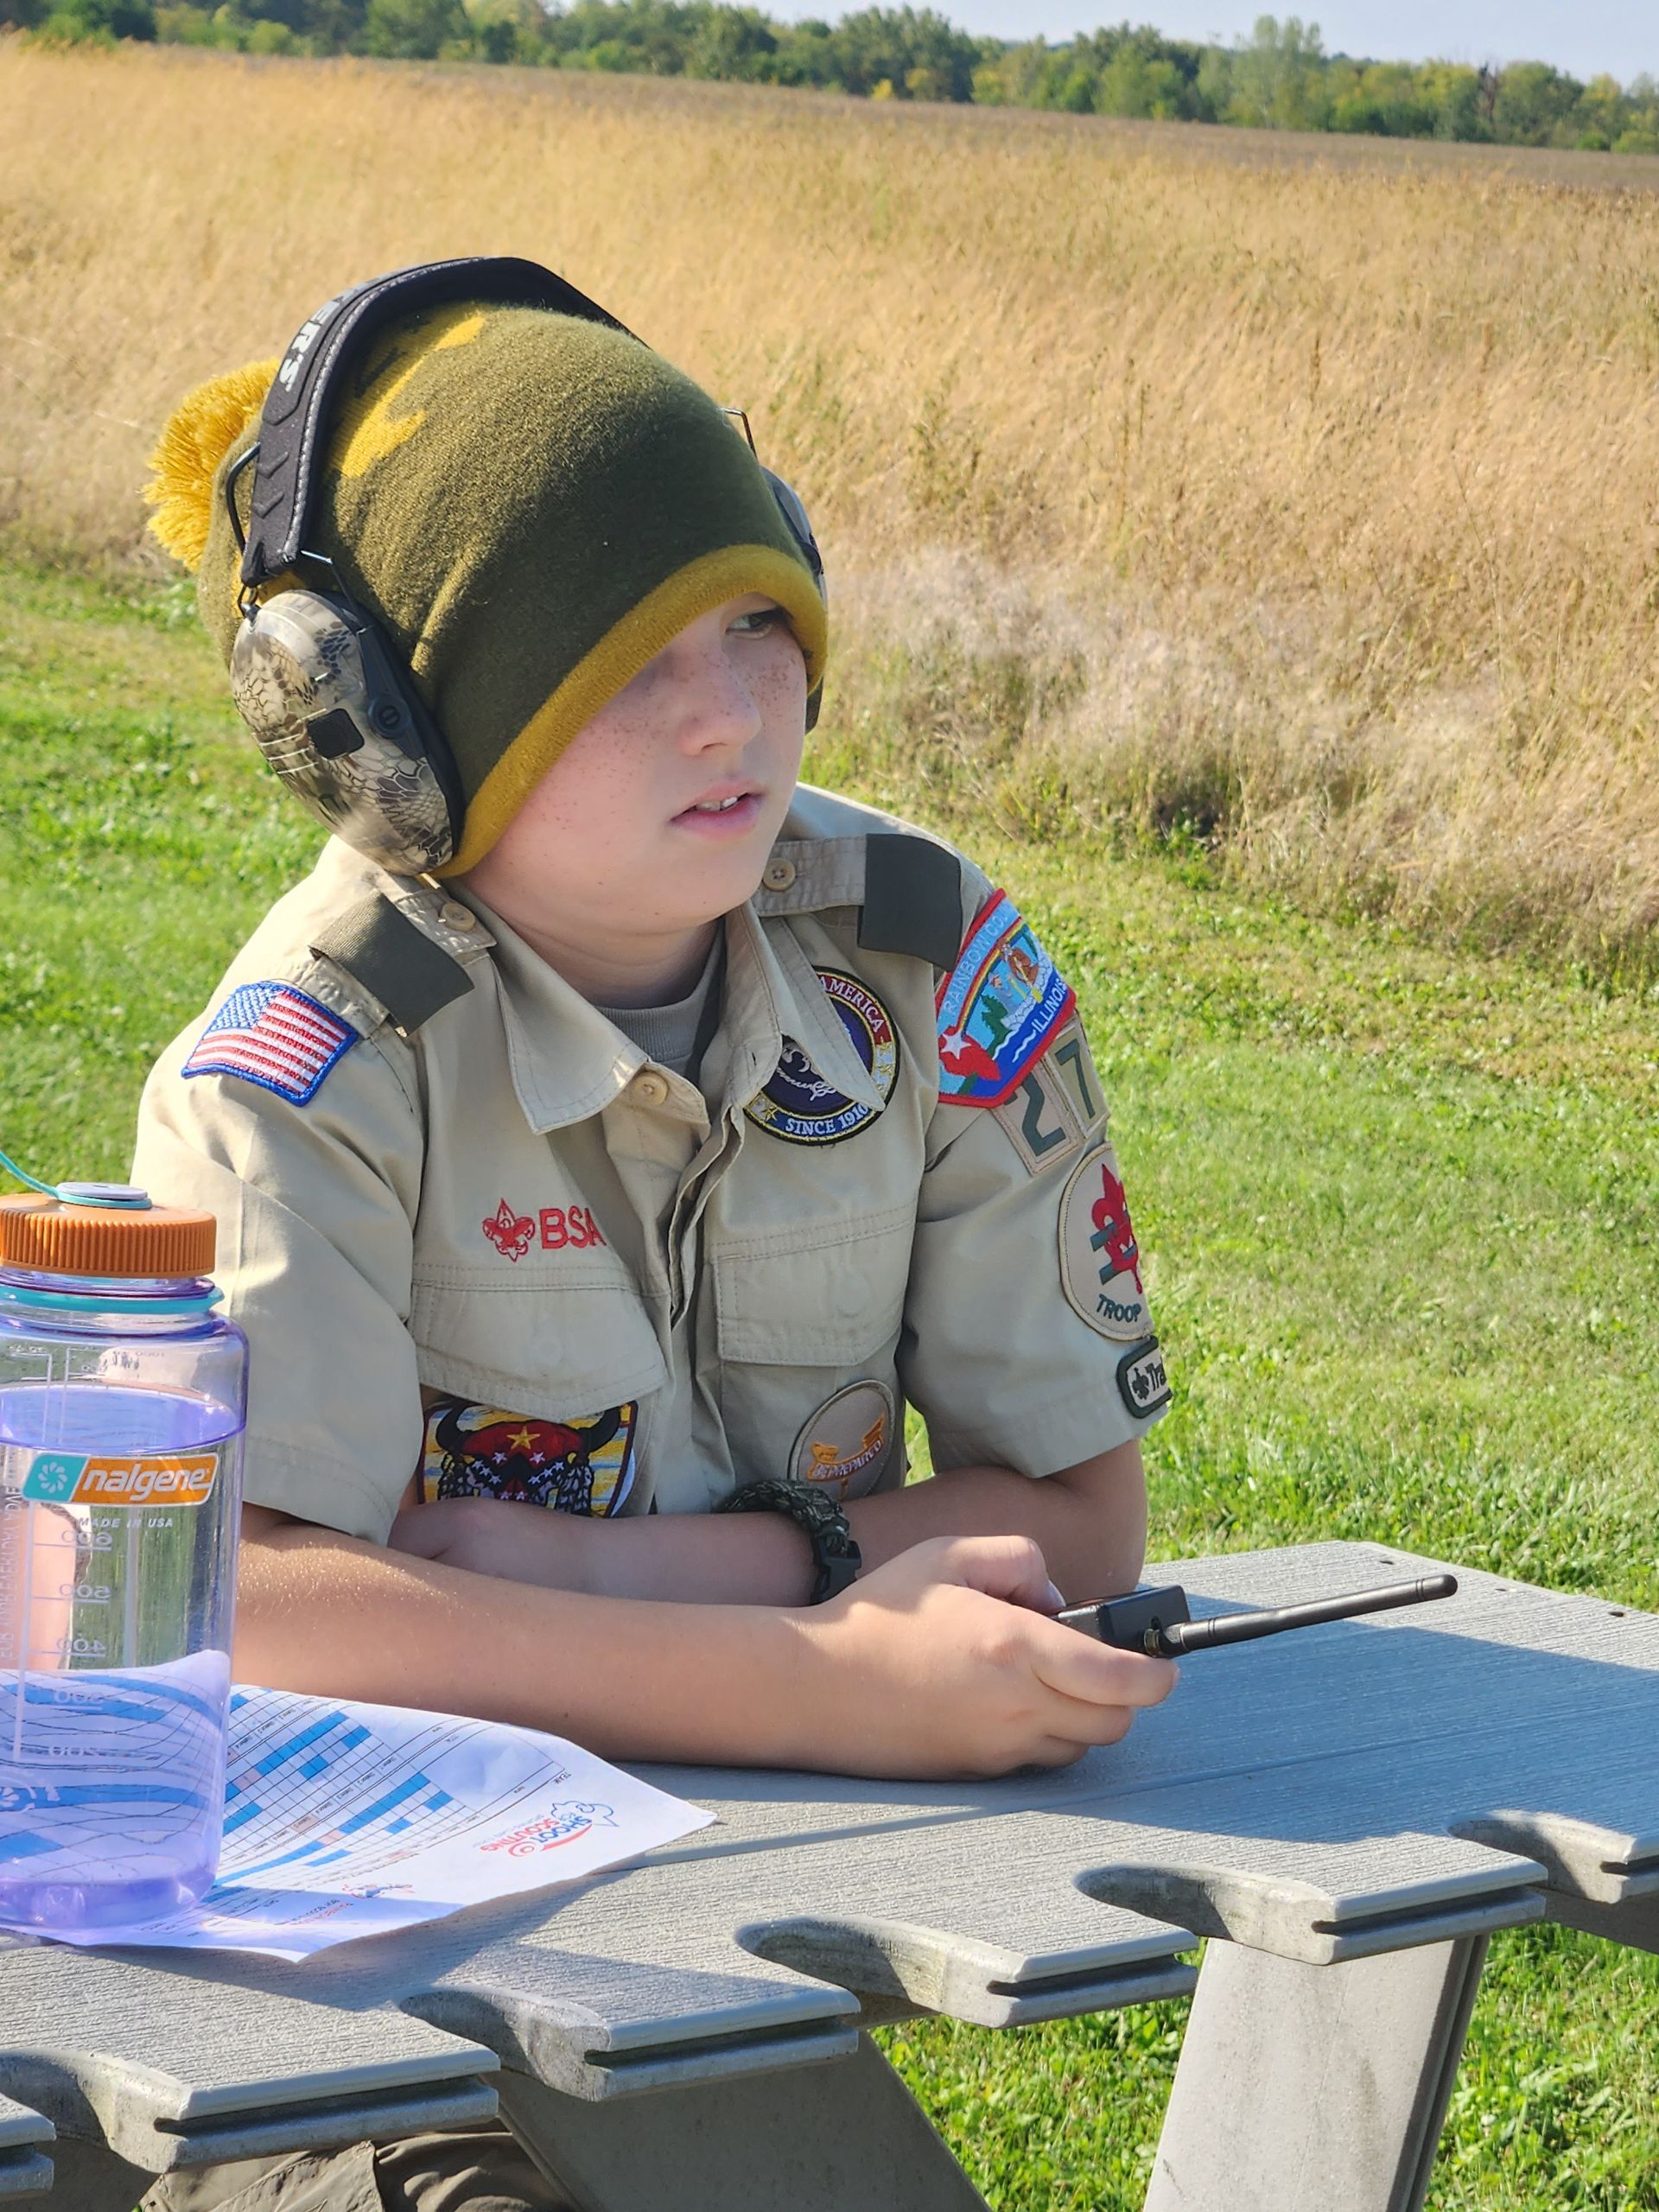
[762,857,797,892]
[438,900,476,931]
[630,1070,671,1109]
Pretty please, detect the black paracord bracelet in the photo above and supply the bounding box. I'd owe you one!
[714,1478,861,1604]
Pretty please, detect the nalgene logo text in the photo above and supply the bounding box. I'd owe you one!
[21,1452,218,1509]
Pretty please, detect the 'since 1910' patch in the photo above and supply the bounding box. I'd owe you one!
[1058,1144,1151,1343]
[420,1397,636,1517]
[746,970,899,1146]
[935,892,1076,1109]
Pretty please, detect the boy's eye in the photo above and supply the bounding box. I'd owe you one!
[730,604,784,636]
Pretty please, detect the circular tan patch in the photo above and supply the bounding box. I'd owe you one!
[1058,1144,1152,1343]
[790,1381,897,1501]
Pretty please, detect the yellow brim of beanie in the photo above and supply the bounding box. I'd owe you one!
[440,543,829,876]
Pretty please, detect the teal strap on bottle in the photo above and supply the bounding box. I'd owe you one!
[0,1147,152,1211]
[0,1284,223,1318]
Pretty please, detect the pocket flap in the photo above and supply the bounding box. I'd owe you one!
[410,1278,668,1413]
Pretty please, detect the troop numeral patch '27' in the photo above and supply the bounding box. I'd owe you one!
[747,971,899,1146]
[936,893,1076,1108]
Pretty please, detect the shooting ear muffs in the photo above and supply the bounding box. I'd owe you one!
[226,255,829,878]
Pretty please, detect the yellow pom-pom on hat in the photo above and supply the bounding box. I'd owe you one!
[143,358,277,571]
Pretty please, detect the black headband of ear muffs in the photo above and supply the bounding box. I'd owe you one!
[238,256,636,591]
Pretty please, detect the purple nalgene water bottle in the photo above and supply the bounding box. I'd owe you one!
[0,1192,245,1932]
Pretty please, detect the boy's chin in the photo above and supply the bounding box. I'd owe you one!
[659,825,783,916]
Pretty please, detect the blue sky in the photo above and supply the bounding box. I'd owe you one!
[774,2,1656,82]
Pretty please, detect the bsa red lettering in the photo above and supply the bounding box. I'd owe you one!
[540,1206,606,1251]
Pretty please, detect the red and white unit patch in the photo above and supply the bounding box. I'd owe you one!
[183,982,358,1105]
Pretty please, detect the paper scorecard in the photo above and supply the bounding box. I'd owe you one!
[47,1684,715,1960]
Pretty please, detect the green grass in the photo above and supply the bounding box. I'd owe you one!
[4,563,1659,2209]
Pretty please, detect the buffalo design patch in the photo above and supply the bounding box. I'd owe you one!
[420,1398,636,1516]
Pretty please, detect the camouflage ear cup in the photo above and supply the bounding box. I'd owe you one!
[761,467,827,733]
[229,592,462,876]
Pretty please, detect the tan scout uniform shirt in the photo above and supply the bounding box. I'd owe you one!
[131,785,1168,1544]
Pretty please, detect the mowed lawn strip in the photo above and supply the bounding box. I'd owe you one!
[4,563,1658,2208]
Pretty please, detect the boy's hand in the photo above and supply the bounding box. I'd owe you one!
[389,1495,601,1587]
[787,1534,1177,1781]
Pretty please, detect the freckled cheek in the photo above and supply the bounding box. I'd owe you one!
[755,660,808,777]
[532,729,665,861]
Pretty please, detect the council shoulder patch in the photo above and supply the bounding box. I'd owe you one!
[1058,1144,1152,1343]
[420,1396,636,1517]
[745,969,899,1147]
[935,892,1076,1109]
[790,1380,897,1501]
[182,982,358,1105]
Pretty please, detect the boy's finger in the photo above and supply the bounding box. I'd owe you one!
[1029,1624,1179,1708]
[1024,1736,1092,1770]
[937,1532,1055,1611]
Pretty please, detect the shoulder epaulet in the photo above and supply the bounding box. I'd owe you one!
[857,832,963,971]
[309,893,473,1035]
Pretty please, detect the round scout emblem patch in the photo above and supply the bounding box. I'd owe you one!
[790,1381,897,1501]
[1058,1146,1151,1343]
[746,969,899,1147]
[420,1397,636,1516]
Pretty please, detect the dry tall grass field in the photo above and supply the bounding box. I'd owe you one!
[6,41,1659,968]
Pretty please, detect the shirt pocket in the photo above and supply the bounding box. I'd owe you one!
[711,1201,916,1368]
[409,1275,669,1418]
[711,1204,915,1494]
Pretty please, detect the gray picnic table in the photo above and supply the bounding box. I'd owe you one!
[8,1540,1659,2212]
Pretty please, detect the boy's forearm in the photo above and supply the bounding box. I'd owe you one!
[397,1441,1147,1607]
[850,1443,1147,1602]
[234,1506,816,1765]
[575,1444,1147,1605]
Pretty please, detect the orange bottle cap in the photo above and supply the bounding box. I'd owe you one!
[0,1193,217,1281]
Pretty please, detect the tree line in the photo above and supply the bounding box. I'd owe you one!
[10,0,1659,157]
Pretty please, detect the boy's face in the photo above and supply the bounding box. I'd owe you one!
[460,593,809,959]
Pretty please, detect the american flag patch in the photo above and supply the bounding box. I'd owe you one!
[183,982,358,1105]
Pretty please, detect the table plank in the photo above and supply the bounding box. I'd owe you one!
[0,1941,499,2171]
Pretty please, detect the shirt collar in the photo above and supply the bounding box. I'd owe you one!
[716,905,887,1116]
[463,892,885,1135]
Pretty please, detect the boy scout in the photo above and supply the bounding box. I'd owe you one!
[131,258,1175,2209]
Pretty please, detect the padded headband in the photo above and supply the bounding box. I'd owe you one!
[239,257,637,588]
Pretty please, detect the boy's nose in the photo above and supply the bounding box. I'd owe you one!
[674,647,763,752]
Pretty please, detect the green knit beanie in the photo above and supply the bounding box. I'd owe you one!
[147,301,829,876]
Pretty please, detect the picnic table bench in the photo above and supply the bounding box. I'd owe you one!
[8,1539,1659,2212]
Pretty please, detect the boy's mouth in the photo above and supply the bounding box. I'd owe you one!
[672,784,765,836]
